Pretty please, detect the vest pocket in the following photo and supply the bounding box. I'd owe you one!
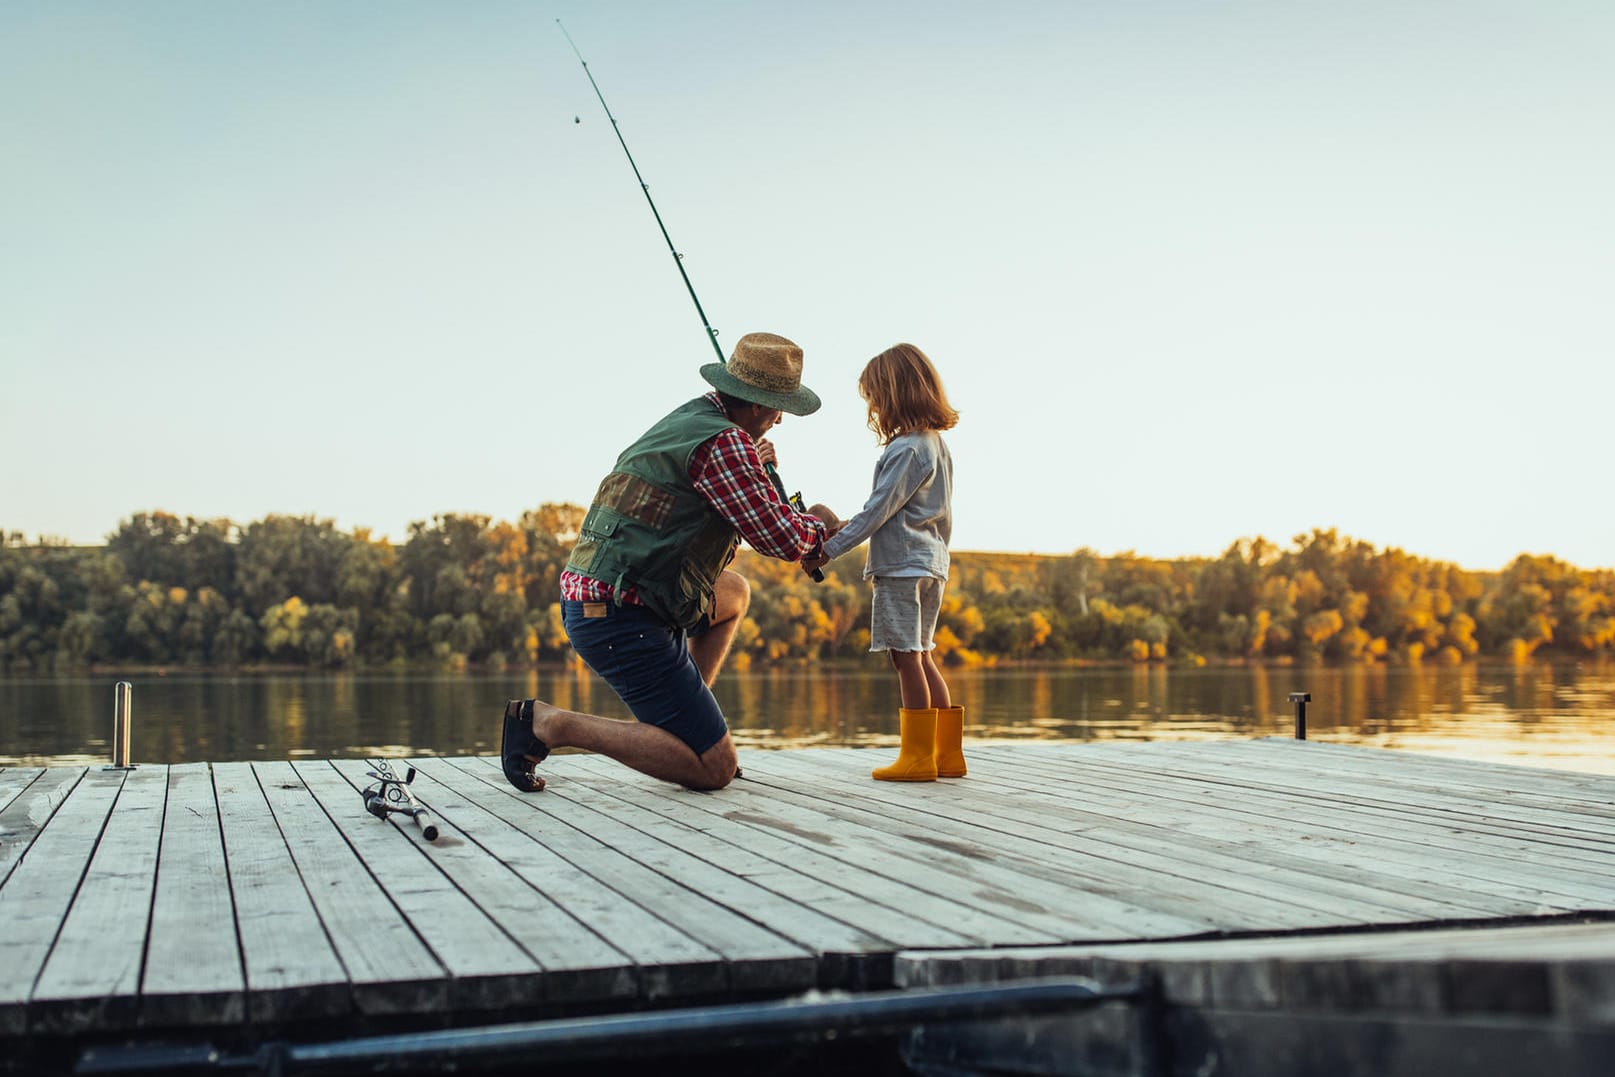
[568,511,619,574]
[675,560,714,626]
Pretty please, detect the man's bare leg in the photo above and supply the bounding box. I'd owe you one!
[525,701,738,791]
[689,569,749,687]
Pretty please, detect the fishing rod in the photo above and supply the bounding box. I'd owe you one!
[556,19,724,367]
[556,20,825,583]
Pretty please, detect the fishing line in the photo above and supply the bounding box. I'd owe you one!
[556,18,724,364]
[556,19,825,582]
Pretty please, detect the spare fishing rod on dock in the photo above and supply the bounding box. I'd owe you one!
[362,761,439,842]
[557,19,825,583]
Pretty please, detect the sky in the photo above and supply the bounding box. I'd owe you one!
[3,1,1612,571]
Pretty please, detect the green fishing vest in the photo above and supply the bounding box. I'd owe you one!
[564,398,742,630]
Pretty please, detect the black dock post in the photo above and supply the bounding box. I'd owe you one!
[1288,692,1310,740]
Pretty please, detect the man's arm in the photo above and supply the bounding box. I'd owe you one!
[691,429,828,562]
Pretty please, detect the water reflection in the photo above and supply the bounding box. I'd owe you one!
[2,662,1613,775]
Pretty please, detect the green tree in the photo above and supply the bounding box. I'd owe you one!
[298,604,358,668]
[260,596,310,661]
[236,516,350,616]
[55,610,102,668]
[212,609,259,667]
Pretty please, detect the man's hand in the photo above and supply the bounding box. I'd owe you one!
[800,550,831,577]
[754,438,778,468]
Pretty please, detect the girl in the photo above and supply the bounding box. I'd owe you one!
[813,343,962,781]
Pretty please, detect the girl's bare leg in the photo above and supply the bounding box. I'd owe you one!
[921,649,951,709]
[889,650,931,709]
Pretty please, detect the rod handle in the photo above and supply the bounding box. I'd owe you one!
[768,464,824,583]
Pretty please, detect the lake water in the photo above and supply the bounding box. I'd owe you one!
[3,661,1614,775]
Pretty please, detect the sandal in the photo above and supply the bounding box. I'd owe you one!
[501,699,550,792]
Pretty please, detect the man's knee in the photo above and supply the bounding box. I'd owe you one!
[690,735,738,791]
[713,570,751,620]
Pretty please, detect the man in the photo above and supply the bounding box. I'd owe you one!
[500,332,835,792]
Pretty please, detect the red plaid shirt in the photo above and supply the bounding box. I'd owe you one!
[560,394,826,604]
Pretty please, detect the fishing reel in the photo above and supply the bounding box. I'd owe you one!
[784,487,825,583]
[361,761,440,842]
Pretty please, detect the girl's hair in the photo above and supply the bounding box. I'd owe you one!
[858,343,959,444]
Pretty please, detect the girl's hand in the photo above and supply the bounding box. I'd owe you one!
[754,438,778,467]
[808,503,845,536]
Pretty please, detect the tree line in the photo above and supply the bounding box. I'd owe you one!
[1,511,1611,673]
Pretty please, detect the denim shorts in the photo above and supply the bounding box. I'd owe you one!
[562,600,729,756]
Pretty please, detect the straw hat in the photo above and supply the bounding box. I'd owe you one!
[700,332,821,415]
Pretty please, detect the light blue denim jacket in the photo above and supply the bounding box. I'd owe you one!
[822,430,952,579]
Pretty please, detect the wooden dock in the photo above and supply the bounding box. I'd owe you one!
[3,739,1614,1074]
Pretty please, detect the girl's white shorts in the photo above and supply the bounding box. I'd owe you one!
[869,575,944,653]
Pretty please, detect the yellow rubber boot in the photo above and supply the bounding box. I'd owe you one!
[935,705,967,778]
[872,708,938,781]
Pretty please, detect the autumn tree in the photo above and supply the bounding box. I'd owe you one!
[7,512,1613,670]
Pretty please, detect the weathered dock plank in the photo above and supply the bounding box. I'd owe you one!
[1029,742,1615,882]
[498,755,900,964]
[30,766,167,1034]
[440,755,819,996]
[406,756,732,1001]
[327,758,638,1006]
[0,767,46,816]
[705,751,1204,941]
[755,748,1434,929]
[253,760,448,1016]
[141,762,244,1029]
[290,760,539,1013]
[0,768,113,1036]
[0,739,1611,1063]
[0,767,80,889]
[970,743,1611,911]
[1225,737,1615,808]
[212,761,350,1025]
[1075,740,1615,852]
[555,751,986,952]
